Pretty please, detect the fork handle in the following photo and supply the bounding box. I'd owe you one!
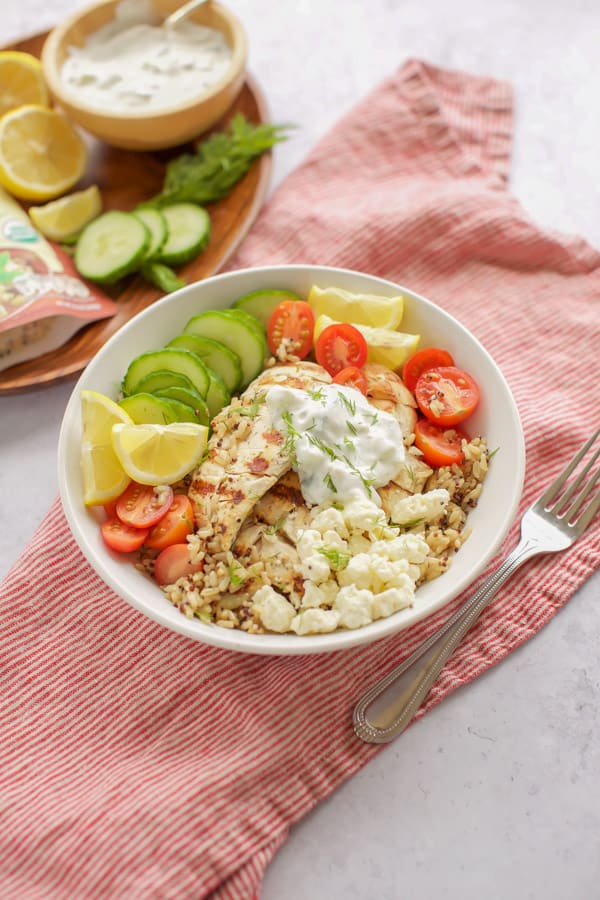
[353,537,543,744]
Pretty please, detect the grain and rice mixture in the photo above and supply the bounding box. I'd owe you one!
[138,433,489,636]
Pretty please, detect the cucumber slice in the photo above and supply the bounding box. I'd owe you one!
[232,289,302,329]
[183,310,266,388]
[122,348,210,398]
[205,369,230,419]
[158,203,211,266]
[161,398,202,424]
[167,333,242,394]
[75,211,150,284]
[118,392,178,424]
[135,370,194,394]
[221,307,266,335]
[156,386,210,426]
[133,208,168,259]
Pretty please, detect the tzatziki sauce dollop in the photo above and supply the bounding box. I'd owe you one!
[266,383,406,507]
[60,2,233,114]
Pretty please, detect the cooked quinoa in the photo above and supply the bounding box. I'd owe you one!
[138,435,489,635]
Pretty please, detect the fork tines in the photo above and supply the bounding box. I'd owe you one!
[540,428,600,528]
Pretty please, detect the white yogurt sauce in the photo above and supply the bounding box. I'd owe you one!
[60,1,233,114]
[266,384,406,507]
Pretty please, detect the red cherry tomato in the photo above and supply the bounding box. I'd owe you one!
[154,543,204,587]
[145,495,194,551]
[314,323,368,376]
[115,482,174,529]
[415,366,480,426]
[103,499,119,518]
[101,517,149,553]
[332,366,368,395]
[414,419,470,468]
[402,347,455,392]
[267,300,315,359]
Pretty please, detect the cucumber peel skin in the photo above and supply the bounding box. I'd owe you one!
[204,369,230,420]
[156,386,210,426]
[74,211,151,284]
[118,392,179,425]
[184,310,266,388]
[158,203,211,267]
[232,289,302,329]
[134,370,194,395]
[167,332,242,394]
[122,348,210,399]
[133,208,168,260]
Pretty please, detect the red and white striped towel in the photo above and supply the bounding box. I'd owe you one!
[1,59,599,899]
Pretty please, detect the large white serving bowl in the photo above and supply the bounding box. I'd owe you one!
[58,265,525,656]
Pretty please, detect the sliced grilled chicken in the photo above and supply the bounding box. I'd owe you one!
[188,362,331,552]
[362,362,418,439]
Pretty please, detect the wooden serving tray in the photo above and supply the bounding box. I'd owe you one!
[0,30,272,395]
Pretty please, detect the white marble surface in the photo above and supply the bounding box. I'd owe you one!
[2,1,599,898]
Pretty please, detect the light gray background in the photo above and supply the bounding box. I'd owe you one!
[2,2,599,898]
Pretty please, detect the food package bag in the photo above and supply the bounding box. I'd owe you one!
[0,187,118,374]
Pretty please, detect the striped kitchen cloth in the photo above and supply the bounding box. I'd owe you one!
[1,59,599,899]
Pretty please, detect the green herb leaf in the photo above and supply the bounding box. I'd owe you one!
[147,114,293,208]
[318,547,351,570]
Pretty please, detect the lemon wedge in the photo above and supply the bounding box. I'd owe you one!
[29,185,102,242]
[111,422,209,486]
[314,314,420,372]
[81,390,132,506]
[308,285,405,330]
[0,105,87,202]
[0,52,49,118]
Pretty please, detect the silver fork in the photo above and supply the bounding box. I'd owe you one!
[353,428,600,745]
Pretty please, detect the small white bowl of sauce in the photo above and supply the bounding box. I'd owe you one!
[41,0,247,151]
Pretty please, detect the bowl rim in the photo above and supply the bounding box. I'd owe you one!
[41,0,247,121]
[58,263,526,656]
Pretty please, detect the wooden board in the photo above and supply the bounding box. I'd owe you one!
[0,30,272,395]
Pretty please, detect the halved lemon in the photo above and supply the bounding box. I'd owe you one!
[29,185,102,242]
[0,52,49,118]
[81,390,132,506]
[308,285,405,330]
[314,314,420,371]
[111,422,209,486]
[0,104,87,202]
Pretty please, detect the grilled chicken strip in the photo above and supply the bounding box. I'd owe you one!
[188,362,332,553]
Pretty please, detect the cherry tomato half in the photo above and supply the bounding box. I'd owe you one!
[101,517,149,553]
[115,482,174,529]
[332,366,368,395]
[145,495,194,551]
[415,366,480,426]
[154,543,204,587]
[267,300,315,359]
[402,347,455,392]
[414,419,470,468]
[314,323,368,376]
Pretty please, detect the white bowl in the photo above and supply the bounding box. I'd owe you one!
[58,265,525,655]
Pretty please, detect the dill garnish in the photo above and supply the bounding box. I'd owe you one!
[337,392,356,415]
[147,114,293,207]
[265,515,287,535]
[346,420,358,436]
[324,473,338,493]
[318,547,351,570]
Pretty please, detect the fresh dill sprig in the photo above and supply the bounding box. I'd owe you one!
[318,547,351,571]
[308,434,338,461]
[337,392,356,415]
[147,114,294,207]
[346,420,358,436]
[265,515,287,535]
[307,387,325,402]
[229,392,266,419]
[229,562,246,587]
[323,473,338,493]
